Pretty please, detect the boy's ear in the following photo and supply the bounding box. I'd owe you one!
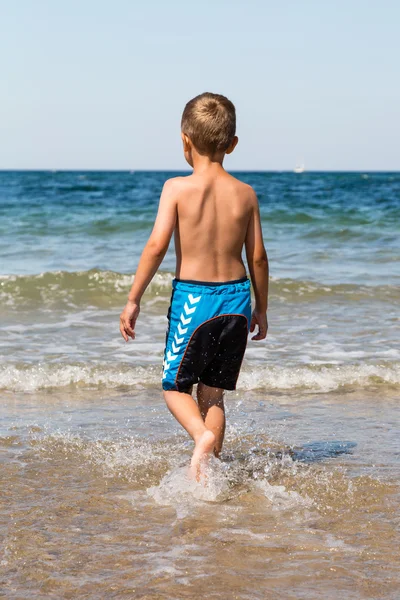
[181,132,191,152]
[225,136,238,155]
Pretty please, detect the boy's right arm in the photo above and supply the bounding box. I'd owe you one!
[245,191,269,340]
[119,179,178,342]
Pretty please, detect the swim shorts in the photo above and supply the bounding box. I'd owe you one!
[162,277,251,392]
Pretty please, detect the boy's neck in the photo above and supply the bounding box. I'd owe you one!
[191,152,226,175]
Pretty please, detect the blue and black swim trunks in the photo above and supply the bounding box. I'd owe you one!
[162,277,252,392]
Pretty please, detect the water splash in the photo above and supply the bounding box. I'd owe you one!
[147,458,233,516]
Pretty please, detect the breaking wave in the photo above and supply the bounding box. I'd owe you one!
[1,360,399,393]
[1,269,398,310]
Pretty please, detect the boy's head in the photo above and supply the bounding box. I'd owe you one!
[181,92,238,162]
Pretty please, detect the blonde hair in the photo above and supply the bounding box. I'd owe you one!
[181,92,236,156]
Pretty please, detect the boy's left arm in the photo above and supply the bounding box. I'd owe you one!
[120,180,178,342]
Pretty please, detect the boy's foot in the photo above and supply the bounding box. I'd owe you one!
[190,430,216,482]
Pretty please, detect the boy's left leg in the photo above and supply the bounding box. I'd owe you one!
[163,390,216,477]
[197,383,225,457]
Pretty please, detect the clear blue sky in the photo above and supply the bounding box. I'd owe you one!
[1,0,399,170]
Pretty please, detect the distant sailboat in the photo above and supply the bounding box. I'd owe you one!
[294,159,305,173]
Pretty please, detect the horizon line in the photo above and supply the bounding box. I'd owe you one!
[0,168,399,174]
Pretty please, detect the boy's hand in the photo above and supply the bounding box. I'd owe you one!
[120,302,140,342]
[250,309,268,340]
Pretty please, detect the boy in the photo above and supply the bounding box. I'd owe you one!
[120,92,269,478]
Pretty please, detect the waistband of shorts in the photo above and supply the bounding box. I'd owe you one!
[174,276,248,286]
[172,276,250,294]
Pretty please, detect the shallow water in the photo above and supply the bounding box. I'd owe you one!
[1,388,399,599]
[0,171,399,598]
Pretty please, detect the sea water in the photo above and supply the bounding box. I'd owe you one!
[0,171,399,598]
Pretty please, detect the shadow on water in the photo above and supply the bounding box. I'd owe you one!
[228,440,357,466]
[291,440,357,463]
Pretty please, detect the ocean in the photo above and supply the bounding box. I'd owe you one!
[1,170,399,599]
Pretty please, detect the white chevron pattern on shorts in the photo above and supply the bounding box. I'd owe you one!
[162,293,202,380]
[171,341,180,354]
[174,332,184,345]
[180,313,191,326]
[184,302,196,315]
[177,323,187,335]
[167,350,178,362]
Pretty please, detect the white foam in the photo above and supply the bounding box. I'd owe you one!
[0,363,160,392]
[1,361,399,393]
[238,362,400,393]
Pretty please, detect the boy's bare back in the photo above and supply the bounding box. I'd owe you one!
[170,168,255,282]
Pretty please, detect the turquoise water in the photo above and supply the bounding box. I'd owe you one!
[1,170,399,282]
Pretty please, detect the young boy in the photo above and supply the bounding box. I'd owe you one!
[120,92,269,478]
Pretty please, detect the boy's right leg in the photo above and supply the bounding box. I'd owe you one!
[163,390,215,478]
[197,383,225,457]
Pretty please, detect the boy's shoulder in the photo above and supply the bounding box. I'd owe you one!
[160,175,194,202]
[162,175,192,191]
[225,172,257,198]
[219,172,258,209]
[162,173,257,203]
